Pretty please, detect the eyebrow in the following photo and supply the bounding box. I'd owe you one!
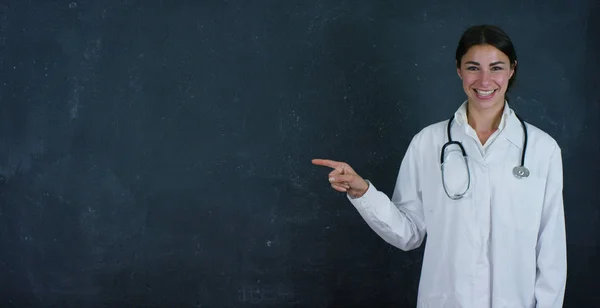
[465,61,506,66]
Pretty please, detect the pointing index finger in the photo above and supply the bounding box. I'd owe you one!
[311,159,342,169]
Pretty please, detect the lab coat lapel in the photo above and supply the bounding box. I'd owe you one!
[502,109,525,150]
[450,114,486,166]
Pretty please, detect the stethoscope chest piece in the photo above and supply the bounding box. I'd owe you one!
[513,166,530,179]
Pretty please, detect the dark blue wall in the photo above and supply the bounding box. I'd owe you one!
[0,0,598,306]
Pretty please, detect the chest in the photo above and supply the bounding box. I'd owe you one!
[419,137,548,234]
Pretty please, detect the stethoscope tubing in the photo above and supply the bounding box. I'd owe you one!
[442,114,528,168]
[440,112,529,199]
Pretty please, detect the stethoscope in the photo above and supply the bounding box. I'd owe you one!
[440,113,530,200]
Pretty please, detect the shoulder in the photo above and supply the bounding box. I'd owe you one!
[520,120,564,189]
[520,119,564,185]
[408,118,449,149]
[523,120,561,156]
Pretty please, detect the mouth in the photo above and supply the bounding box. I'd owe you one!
[474,88,498,99]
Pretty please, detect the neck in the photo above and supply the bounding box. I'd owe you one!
[466,101,505,133]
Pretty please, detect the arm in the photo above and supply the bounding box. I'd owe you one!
[535,144,567,308]
[347,140,426,251]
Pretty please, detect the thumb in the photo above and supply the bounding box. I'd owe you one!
[339,164,358,176]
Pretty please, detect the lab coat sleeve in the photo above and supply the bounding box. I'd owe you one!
[346,140,426,251]
[535,144,567,308]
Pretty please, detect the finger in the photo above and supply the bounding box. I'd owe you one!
[328,168,344,178]
[331,183,348,192]
[340,163,355,174]
[329,174,354,184]
[340,183,350,190]
[312,159,343,169]
[328,172,350,188]
[329,165,357,177]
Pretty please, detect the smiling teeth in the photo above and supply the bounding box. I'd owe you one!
[477,89,495,95]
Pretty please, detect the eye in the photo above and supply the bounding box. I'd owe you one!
[466,66,479,71]
[491,66,503,71]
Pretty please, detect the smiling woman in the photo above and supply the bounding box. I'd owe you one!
[313,24,567,308]
[455,25,519,145]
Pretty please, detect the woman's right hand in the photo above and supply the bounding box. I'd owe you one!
[311,159,370,198]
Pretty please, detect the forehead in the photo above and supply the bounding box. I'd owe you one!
[461,44,509,63]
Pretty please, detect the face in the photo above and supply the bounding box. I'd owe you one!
[456,44,515,111]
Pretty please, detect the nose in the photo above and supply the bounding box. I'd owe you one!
[480,70,491,86]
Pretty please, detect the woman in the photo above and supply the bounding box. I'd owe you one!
[312,25,566,307]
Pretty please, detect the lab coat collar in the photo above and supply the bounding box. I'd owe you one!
[502,106,525,149]
[453,100,524,149]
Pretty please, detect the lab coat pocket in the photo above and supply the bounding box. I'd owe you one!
[498,171,545,232]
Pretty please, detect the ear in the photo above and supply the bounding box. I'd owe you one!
[456,61,462,79]
[510,60,517,79]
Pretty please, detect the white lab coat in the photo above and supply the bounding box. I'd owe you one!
[347,101,566,308]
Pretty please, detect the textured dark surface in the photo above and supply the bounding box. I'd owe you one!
[0,0,598,307]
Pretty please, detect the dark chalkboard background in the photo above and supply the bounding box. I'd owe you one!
[1,0,598,307]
